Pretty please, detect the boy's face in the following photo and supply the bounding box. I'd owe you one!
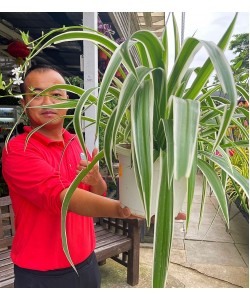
[21,69,68,129]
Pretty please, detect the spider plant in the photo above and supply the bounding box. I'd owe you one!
[225,147,249,214]
[15,12,249,288]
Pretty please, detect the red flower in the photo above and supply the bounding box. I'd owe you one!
[98,49,107,61]
[7,41,30,59]
[216,150,222,157]
[228,149,235,156]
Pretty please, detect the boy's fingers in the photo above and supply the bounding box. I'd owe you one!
[121,206,131,218]
[92,147,98,158]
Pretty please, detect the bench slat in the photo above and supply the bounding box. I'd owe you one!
[0,249,11,261]
[0,278,14,288]
[0,268,14,279]
[95,239,132,262]
[0,262,13,273]
[96,234,129,248]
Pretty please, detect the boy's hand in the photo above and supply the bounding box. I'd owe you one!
[117,203,145,220]
[77,148,103,186]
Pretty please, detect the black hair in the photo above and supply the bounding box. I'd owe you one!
[16,122,25,134]
[20,64,65,95]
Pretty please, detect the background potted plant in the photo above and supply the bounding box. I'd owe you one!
[7,12,249,288]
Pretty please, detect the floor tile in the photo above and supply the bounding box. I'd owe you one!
[185,240,247,267]
[185,222,234,243]
[235,243,249,267]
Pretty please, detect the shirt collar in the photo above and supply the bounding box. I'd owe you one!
[24,126,75,146]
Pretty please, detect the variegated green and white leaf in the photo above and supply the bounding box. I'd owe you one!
[131,79,154,223]
[173,96,200,179]
[197,158,229,227]
[153,149,174,288]
[199,151,249,198]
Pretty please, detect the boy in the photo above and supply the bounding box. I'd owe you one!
[2,65,133,288]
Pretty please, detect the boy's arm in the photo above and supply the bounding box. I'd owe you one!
[60,188,130,218]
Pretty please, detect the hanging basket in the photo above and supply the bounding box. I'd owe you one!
[98,49,107,61]
[116,144,158,218]
[7,41,30,59]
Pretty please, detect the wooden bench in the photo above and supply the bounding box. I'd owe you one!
[0,196,14,288]
[0,196,141,288]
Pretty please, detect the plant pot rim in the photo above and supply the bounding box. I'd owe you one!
[116,143,131,156]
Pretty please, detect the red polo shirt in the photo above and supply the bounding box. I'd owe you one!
[2,126,96,271]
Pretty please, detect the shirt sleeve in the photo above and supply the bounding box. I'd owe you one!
[2,140,71,215]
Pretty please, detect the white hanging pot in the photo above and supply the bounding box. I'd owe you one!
[116,144,159,218]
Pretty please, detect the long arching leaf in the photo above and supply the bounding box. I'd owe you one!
[199,151,249,198]
[131,79,154,223]
[61,150,104,272]
[153,149,173,288]
[173,97,200,179]
[197,158,229,227]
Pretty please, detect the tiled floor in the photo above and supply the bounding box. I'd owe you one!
[181,181,249,269]
[100,174,249,288]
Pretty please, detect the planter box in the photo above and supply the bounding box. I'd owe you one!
[116,145,159,218]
